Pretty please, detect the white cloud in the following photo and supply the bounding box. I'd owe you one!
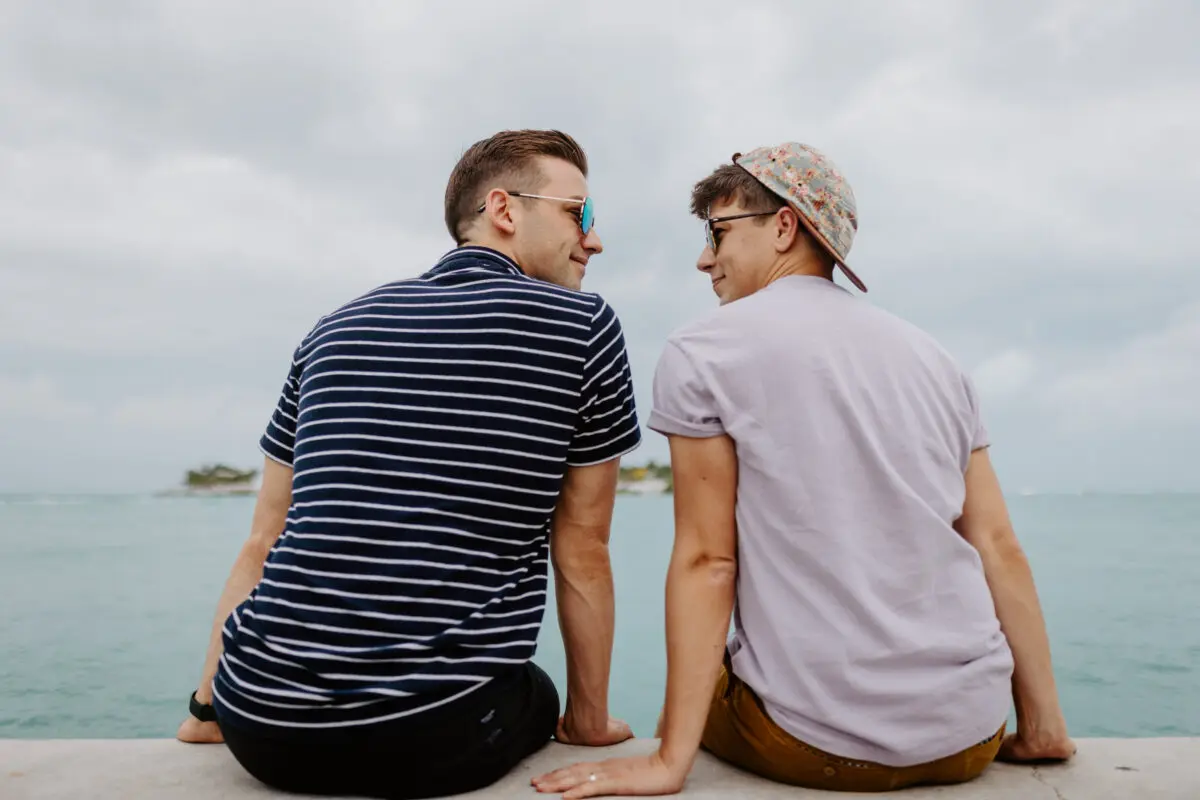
[109,387,277,434]
[1046,304,1200,430]
[0,143,449,358]
[824,65,1199,278]
[0,0,1197,492]
[973,349,1037,398]
[0,144,447,282]
[1031,0,1139,59]
[0,374,93,421]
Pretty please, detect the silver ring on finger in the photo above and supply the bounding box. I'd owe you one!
[589,772,597,782]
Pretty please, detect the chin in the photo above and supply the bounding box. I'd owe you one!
[563,261,585,290]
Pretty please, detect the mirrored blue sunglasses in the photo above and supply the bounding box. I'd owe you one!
[477,192,594,235]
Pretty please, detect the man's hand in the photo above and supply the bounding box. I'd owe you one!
[175,717,224,744]
[555,713,634,747]
[533,751,686,799]
[997,725,1076,763]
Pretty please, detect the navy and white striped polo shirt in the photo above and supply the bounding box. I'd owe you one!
[212,246,641,731]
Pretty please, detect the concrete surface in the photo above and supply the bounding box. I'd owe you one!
[1,737,1197,799]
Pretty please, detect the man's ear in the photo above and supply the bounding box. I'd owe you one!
[481,189,518,236]
[774,207,800,254]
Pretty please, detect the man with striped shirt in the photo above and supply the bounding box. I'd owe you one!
[176,130,643,799]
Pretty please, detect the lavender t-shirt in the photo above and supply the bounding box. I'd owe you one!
[648,275,1014,767]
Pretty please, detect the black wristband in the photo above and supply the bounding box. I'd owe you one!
[189,691,217,723]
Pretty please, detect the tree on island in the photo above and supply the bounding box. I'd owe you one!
[184,463,259,488]
[617,460,674,492]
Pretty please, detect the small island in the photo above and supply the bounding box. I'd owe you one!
[161,462,664,497]
[617,461,672,495]
[161,464,260,496]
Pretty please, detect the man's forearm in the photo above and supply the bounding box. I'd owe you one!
[193,538,273,703]
[553,544,615,730]
[978,537,1064,726]
[191,459,293,705]
[658,553,737,772]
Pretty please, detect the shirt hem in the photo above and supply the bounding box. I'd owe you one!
[566,438,642,468]
[647,409,725,439]
[258,440,294,469]
[211,676,495,735]
[761,692,1012,768]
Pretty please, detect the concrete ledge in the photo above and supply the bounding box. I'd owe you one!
[1,738,1197,799]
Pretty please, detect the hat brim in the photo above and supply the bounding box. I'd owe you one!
[732,157,867,293]
[788,200,868,294]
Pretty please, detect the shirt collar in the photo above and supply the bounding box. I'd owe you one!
[434,246,525,277]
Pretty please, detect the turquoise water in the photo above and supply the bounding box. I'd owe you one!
[1,493,1197,739]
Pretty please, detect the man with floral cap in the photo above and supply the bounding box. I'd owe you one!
[533,144,1075,796]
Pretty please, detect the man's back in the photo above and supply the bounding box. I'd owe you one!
[214,246,641,731]
[649,275,1014,766]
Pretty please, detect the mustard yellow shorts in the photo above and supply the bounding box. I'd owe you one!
[700,656,1005,793]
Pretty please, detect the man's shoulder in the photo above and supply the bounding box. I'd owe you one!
[333,270,606,315]
[866,303,963,366]
[663,298,757,353]
[534,282,606,314]
[292,273,613,358]
[843,303,977,401]
[512,282,612,333]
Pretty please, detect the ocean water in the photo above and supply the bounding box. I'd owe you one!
[1,492,1197,740]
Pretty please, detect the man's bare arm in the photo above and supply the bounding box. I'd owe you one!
[175,456,292,743]
[549,457,633,746]
[532,436,737,799]
[956,447,1074,761]
[656,433,739,777]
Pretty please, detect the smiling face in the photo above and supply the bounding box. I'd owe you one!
[696,200,782,305]
[510,156,603,291]
[446,129,602,290]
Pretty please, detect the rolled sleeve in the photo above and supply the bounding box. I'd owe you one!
[566,298,642,467]
[963,372,990,452]
[647,339,724,438]
[259,346,304,467]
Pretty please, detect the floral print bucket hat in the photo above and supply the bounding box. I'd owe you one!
[733,143,866,293]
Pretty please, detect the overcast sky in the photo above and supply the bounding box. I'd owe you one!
[1,0,1197,494]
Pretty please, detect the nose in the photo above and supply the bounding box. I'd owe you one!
[696,245,716,273]
[582,227,603,255]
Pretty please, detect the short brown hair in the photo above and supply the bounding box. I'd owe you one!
[444,129,588,244]
[689,163,784,219]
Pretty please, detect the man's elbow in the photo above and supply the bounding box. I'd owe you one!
[244,513,288,561]
[551,532,611,576]
[969,523,1027,567]
[677,552,738,587]
[242,531,278,563]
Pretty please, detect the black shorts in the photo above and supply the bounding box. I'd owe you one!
[218,662,559,799]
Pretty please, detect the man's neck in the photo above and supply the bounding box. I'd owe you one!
[761,255,832,290]
[459,238,524,273]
